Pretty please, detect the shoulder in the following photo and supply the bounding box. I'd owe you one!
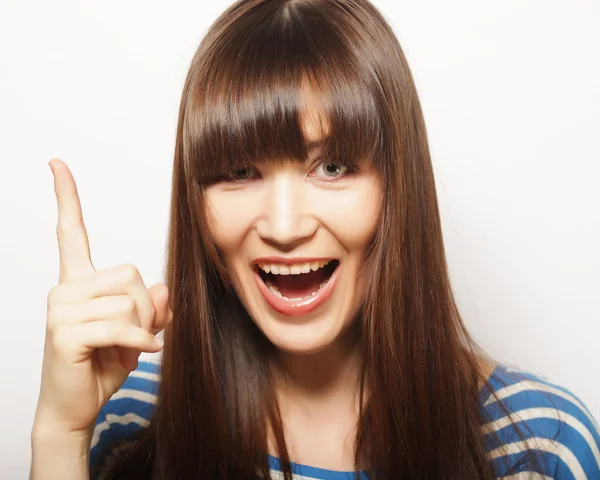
[479,363,600,479]
[89,352,162,477]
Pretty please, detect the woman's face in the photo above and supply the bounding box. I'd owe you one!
[204,106,382,355]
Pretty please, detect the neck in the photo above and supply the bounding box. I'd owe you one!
[269,325,363,416]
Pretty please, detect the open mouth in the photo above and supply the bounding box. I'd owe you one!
[257,259,339,299]
[253,259,341,316]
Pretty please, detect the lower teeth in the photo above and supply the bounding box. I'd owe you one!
[266,280,328,301]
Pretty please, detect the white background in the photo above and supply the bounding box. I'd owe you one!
[1,0,598,476]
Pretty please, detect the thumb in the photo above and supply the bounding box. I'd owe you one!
[147,283,173,335]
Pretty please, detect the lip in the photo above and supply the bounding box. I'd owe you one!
[253,261,340,317]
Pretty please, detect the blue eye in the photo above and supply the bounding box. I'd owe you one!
[225,166,259,182]
[313,161,350,180]
[232,168,251,180]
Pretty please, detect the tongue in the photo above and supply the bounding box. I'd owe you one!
[273,269,327,299]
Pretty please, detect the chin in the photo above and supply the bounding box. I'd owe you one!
[255,308,353,356]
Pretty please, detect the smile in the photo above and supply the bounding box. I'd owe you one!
[253,258,340,316]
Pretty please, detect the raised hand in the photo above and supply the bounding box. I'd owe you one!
[33,158,172,436]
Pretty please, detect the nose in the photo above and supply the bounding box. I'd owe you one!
[255,171,318,248]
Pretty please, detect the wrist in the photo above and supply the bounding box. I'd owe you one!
[32,430,92,460]
[31,420,93,459]
[32,404,95,437]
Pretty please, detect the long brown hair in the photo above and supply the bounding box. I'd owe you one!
[99,0,557,478]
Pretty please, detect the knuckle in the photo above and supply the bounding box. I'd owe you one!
[55,219,84,239]
[50,327,69,352]
[109,321,129,339]
[54,223,67,240]
[147,301,156,319]
[120,263,141,285]
[121,296,137,315]
[47,285,63,306]
[46,306,61,330]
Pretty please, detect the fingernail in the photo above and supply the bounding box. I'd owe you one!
[154,337,164,347]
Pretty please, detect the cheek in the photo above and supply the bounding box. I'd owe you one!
[203,195,253,303]
[204,189,257,251]
[315,186,381,249]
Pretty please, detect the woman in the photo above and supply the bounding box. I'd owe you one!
[31,0,599,479]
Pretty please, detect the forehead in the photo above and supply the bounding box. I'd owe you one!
[298,81,331,151]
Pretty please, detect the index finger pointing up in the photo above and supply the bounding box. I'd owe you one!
[49,158,95,284]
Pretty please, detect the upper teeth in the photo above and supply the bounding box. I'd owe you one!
[258,260,332,275]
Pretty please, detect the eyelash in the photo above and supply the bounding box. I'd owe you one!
[222,161,356,183]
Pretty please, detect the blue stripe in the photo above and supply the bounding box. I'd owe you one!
[120,374,160,394]
[101,397,157,423]
[488,449,561,478]
[508,371,597,421]
[268,454,372,479]
[89,409,116,467]
[109,420,147,442]
[553,452,579,480]
[483,416,565,450]
[136,360,162,374]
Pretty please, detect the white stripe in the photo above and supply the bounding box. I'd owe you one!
[110,388,158,405]
[91,413,151,450]
[129,369,161,383]
[90,419,111,449]
[497,369,596,421]
[485,380,553,407]
[90,413,150,450]
[498,473,552,479]
[138,351,162,365]
[484,379,600,433]
[487,437,585,479]
[105,412,150,429]
[482,407,600,471]
[263,471,323,480]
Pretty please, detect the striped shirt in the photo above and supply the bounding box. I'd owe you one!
[89,353,600,479]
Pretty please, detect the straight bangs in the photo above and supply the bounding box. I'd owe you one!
[180,0,392,187]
